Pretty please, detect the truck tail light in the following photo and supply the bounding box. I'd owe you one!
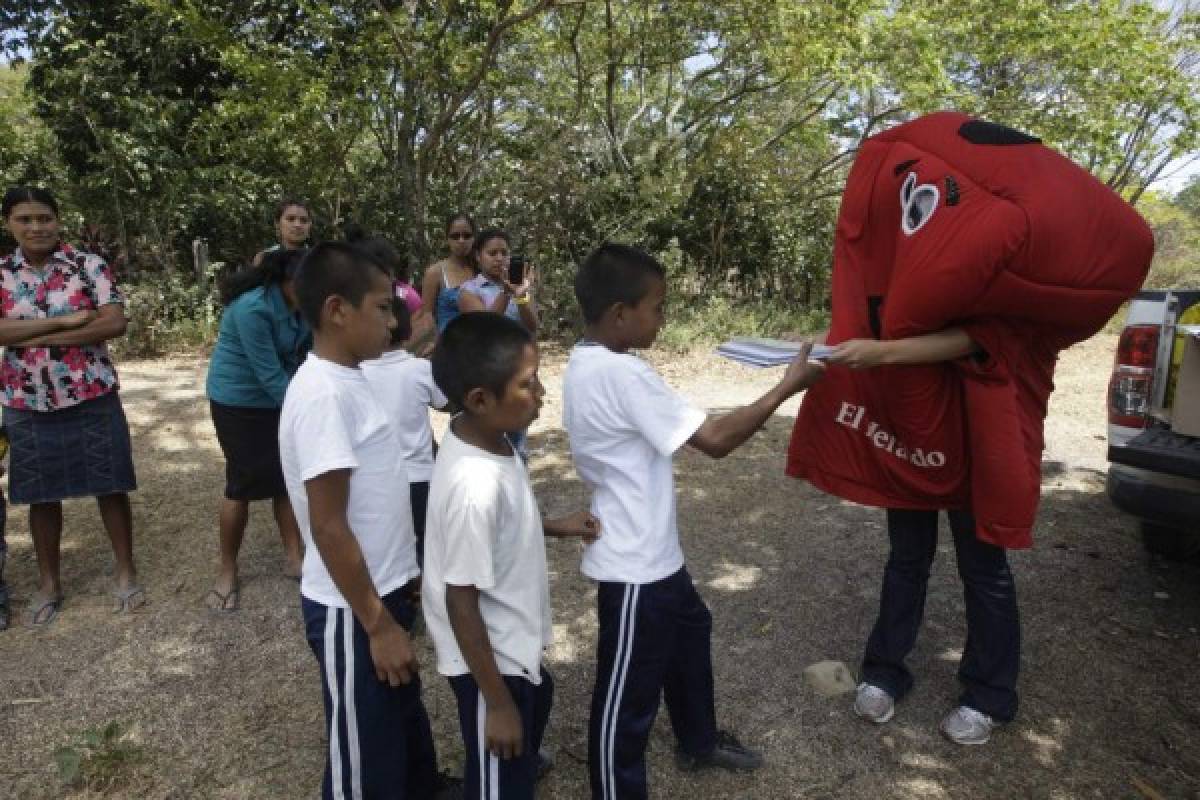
[1108,324,1159,427]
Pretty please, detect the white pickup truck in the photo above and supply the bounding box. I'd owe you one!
[1106,290,1200,559]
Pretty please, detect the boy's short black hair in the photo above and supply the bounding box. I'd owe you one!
[574,243,666,323]
[294,241,389,329]
[432,313,533,408]
[389,296,413,345]
[354,235,410,283]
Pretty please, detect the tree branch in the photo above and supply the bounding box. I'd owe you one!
[420,0,557,171]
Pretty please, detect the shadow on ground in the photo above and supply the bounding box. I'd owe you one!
[0,364,1197,799]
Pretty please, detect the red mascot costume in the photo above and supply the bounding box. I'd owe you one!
[789,112,1152,744]
[787,111,1153,549]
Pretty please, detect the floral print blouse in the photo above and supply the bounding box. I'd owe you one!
[0,244,124,412]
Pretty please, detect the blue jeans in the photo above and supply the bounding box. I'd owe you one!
[0,488,8,611]
[861,509,1020,722]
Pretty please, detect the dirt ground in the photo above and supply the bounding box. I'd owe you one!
[2,333,1199,799]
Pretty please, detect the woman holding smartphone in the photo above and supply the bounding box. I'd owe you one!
[458,229,538,457]
[457,228,538,333]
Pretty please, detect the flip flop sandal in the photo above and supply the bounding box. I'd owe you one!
[204,586,240,613]
[112,585,146,614]
[27,595,63,628]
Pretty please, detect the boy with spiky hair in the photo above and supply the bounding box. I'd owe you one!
[280,242,456,800]
[423,312,598,799]
[564,243,825,799]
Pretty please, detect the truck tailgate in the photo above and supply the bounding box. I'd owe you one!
[1109,428,1200,479]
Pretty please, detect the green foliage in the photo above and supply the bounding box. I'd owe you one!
[0,65,65,191]
[2,0,1197,350]
[1139,188,1200,288]
[1176,174,1200,218]
[855,0,1200,202]
[657,295,831,353]
[115,266,221,358]
[52,721,145,793]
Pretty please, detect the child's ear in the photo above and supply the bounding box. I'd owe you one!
[609,302,627,327]
[462,386,493,415]
[323,294,345,327]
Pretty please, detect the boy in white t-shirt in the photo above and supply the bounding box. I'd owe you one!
[423,312,599,800]
[362,298,449,567]
[279,242,455,800]
[563,243,825,799]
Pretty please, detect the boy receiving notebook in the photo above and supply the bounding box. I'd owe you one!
[422,312,599,800]
[563,243,825,799]
[279,243,455,800]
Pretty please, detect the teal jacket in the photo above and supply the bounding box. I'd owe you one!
[205,284,311,408]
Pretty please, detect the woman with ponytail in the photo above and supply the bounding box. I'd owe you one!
[204,248,311,611]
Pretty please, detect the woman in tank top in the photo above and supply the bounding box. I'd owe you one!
[419,212,477,333]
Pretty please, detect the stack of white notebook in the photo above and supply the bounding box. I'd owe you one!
[716,337,834,368]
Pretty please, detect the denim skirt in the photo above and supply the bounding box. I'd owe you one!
[2,391,138,505]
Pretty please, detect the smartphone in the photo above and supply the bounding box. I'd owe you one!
[508,254,526,285]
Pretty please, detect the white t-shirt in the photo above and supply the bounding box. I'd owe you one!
[279,354,420,608]
[562,344,707,584]
[422,426,551,684]
[362,349,447,483]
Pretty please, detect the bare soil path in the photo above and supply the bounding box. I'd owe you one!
[1,333,1198,799]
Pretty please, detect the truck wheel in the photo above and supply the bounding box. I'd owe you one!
[1141,521,1200,561]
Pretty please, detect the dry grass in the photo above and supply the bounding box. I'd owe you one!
[1,334,1199,799]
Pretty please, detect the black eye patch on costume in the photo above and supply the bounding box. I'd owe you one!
[958,119,1041,146]
[945,175,960,206]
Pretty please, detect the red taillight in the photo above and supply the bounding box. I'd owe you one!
[1108,324,1159,427]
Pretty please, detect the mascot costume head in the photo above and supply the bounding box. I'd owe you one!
[786,111,1153,548]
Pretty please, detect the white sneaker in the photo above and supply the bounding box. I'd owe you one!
[940,706,996,745]
[853,683,895,724]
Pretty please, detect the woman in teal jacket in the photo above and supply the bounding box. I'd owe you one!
[204,249,311,611]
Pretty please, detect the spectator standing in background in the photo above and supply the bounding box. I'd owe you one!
[204,248,311,612]
[252,199,313,267]
[0,186,141,627]
[458,228,538,456]
[420,212,477,334]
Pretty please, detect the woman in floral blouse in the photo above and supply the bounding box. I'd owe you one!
[0,187,142,626]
